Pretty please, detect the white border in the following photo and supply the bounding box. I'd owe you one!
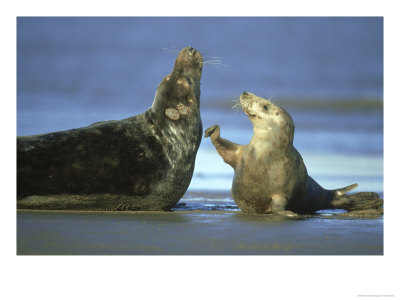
[2,1,399,299]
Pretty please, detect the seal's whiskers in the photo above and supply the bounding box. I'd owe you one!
[203,56,227,67]
[162,46,180,54]
[231,97,242,112]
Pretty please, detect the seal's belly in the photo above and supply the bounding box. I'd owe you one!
[231,174,276,213]
[231,160,300,213]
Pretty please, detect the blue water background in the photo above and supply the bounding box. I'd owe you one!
[17,17,383,195]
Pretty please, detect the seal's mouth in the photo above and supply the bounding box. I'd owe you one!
[245,111,257,118]
[242,104,259,119]
[240,92,257,118]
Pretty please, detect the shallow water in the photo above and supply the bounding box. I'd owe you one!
[17,191,383,255]
[17,199,383,255]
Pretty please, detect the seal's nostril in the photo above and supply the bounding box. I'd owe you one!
[188,47,195,54]
[242,91,248,96]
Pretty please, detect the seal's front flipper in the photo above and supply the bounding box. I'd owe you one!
[271,195,298,217]
[204,124,220,138]
[331,192,383,212]
[204,124,242,168]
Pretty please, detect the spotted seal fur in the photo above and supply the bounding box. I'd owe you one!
[17,46,203,211]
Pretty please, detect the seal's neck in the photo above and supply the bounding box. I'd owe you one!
[249,128,293,156]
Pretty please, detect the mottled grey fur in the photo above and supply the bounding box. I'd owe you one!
[17,47,203,211]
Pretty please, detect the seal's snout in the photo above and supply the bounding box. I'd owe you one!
[180,46,197,56]
[174,47,203,77]
[188,47,196,55]
[240,92,255,101]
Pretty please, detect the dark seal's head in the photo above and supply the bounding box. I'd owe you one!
[239,92,295,145]
[150,47,203,125]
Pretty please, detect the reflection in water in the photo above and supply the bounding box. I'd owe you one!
[17,209,383,255]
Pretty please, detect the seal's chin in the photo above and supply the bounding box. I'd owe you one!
[244,110,257,119]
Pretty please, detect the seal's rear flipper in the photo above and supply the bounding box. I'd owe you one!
[331,192,383,212]
[334,183,358,196]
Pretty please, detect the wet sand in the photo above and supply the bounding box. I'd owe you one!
[17,192,383,255]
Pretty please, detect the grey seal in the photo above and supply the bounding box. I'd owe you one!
[17,46,203,211]
[205,92,383,216]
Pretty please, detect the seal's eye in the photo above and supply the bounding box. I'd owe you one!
[263,105,269,111]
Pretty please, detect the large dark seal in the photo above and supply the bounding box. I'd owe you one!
[205,92,383,216]
[17,46,203,211]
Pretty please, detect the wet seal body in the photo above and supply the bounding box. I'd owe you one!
[17,46,203,211]
[205,92,383,216]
